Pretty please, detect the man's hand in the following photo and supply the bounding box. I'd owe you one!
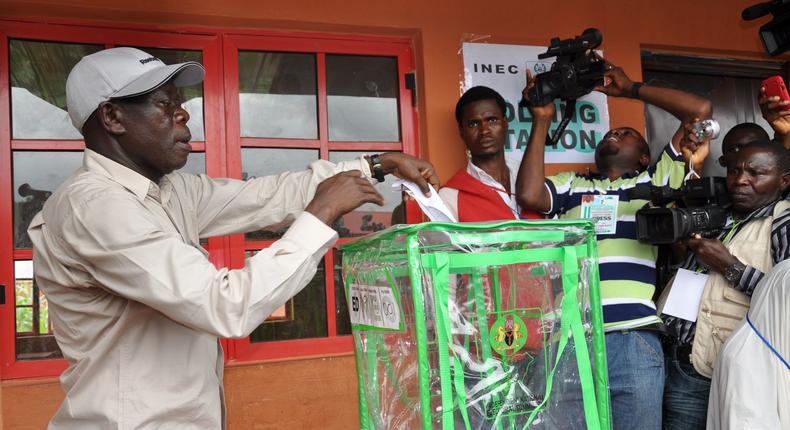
[759,86,790,141]
[378,153,439,196]
[592,58,635,98]
[687,234,739,274]
[305,171,384,225]
[523,70,556,122]
[678,118,710,173]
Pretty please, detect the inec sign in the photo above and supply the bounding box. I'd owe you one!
[462,42,610,164]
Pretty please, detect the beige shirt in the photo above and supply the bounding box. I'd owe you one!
[28,149,372,429]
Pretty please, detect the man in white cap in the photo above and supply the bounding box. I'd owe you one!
[27,47,438,429]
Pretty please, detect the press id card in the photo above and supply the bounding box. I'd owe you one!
[580,194,619,234]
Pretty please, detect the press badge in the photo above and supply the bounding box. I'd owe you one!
[580,194,619,234]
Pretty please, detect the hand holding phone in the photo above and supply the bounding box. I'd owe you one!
[762,75,790,104]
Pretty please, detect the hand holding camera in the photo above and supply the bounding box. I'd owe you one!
[686,234,739,275]
[523,70,556,121]
[592,58,635,99]
[679,118,713,173]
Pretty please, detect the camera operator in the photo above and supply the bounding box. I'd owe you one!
[660,140,790,430]
[518,58,712,430]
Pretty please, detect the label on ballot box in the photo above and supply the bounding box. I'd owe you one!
[348,284,403,331]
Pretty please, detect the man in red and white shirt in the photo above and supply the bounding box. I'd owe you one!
[439,86,541,222]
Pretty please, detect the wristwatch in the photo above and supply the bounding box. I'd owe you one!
[368,153,386,183]
[630,82,644,99]
[724,260,747,283]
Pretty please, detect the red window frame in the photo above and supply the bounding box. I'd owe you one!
[0,19,421,379]
[0,20,224,380]
[221,32,420,362]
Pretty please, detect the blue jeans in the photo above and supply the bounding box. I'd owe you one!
[605,331,665,430]
[663,357,710,430]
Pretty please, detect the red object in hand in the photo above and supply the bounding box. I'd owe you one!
[763,75,790,105]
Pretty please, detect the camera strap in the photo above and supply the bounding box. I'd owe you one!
[683,160,702,182]
[548,99,577,147]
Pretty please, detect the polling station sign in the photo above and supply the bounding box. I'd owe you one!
[462,42,610,164]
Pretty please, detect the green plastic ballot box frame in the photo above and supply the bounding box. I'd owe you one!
[340,220,611,430]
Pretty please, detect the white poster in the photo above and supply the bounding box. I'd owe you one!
[462,42,610,164]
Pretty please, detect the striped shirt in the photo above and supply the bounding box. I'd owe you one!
[663,199,790,347]
[545,143,686,331]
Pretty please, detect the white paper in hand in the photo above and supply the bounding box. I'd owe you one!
[662,268,710,322]
[392,180,457,223]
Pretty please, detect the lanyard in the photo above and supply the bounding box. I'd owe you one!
[694,221,740,274]
[722,221,741,245]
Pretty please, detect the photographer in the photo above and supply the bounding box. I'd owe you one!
[517,58,712,430]
[661,141,790,430]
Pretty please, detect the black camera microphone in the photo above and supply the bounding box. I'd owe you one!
[743,1,779,20]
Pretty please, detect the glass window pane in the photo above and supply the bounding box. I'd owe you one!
[14,260,33,306]
[238,52,317,139]
[249,260,327,342]
[15,283,32,306]
[333,249,352,335]
[129,47,205,142]
[16,308,33,333]
[10,39,103,139]
[13,151,83,248]
[15,260,63,360]
[39,291,50,334]
[326,55,400,142]
[242,148,319,240]
[177,152,206,175]
[328,151,403,238]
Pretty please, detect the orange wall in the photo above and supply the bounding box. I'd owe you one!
[0,0,782,428]
[0,0,781,179]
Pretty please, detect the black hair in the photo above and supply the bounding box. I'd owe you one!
[722,123,769,150]
[455,86,507,125]
[737,139,790,174]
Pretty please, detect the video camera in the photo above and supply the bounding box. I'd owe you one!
[631,177,730,244]
[525,28,605,106]
[521,28,605,147]
[742,0,790,56]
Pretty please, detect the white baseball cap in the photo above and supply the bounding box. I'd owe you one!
[66,47,205,134]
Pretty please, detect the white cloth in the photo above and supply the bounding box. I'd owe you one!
[28,149,372,429]
[707,259,790,429]
[438,159,520,220]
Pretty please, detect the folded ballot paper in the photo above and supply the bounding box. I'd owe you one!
[392,180,457,222]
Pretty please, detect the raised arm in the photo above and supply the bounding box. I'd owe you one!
[515,71,556,213]
[594,58,712,124]
[758,86,790,149]
[595,57,711,170]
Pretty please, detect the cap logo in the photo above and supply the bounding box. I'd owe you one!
[139,57,161,65]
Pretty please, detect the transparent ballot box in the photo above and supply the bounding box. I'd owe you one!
[340,220,611,429]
